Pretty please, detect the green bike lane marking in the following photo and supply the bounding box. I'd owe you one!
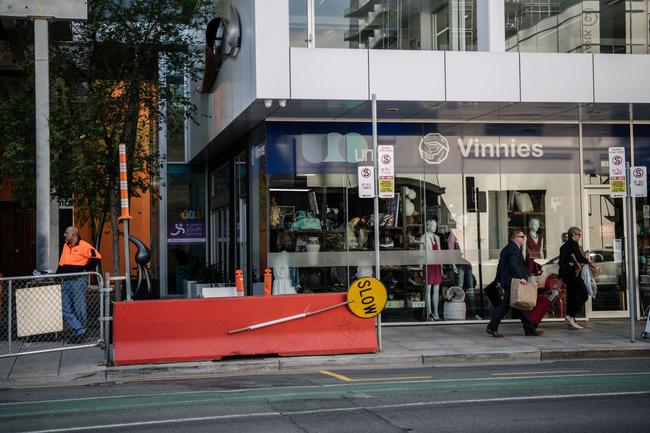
[2,372,649,420]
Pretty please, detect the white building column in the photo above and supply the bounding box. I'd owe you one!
[34,18,54,271]
[477,0,505,52]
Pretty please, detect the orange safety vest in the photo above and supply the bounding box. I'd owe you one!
[58,239,102,271]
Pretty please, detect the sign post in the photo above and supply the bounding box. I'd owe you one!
[610,147,646,342]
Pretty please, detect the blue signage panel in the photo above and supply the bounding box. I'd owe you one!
[266,122,580,175]
[634,125,650,168]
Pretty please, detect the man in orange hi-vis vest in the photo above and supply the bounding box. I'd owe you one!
[56,226,102,344]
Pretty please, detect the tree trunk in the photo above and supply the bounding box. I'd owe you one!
[110,185,122,301]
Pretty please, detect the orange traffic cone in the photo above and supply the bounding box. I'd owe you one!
[264,268,273,296]
[235,269,244,296]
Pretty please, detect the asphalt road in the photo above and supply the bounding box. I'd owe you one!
[1,358,649,433]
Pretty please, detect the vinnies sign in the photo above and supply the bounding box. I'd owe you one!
[266,123,579,175]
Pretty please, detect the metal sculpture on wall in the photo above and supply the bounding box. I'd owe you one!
[127,234,152,298]
[197,5,242,93]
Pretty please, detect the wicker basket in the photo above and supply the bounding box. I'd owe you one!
[443,301,466,320]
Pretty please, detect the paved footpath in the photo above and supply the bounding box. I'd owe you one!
[1,319,649,388]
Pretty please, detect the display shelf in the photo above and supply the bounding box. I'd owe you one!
[385,300,405,309]
[406,300,425,309]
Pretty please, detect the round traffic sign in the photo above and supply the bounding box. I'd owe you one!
[347,277,387,318]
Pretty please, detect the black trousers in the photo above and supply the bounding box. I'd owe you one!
[487,287,536,335]
[562,273,589,318]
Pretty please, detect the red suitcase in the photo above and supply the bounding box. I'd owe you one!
[528,294,552,325]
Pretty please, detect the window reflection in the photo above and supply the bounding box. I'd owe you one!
[506,0,649,54]
[290,1,477,51]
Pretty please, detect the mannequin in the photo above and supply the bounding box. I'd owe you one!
[273,250,297,295]
[421,219,442,321]
[523,217,545,277]
[525,217,544,259]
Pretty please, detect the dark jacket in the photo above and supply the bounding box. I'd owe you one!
[559,238,589,278]
[495,240,527,289]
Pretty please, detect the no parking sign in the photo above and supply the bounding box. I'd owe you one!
[631,166,647,197]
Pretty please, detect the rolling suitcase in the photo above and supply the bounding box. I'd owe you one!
[528,294,552,325]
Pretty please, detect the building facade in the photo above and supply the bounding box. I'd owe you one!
[161,0,650,325]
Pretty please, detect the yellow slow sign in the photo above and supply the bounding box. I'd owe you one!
[347,277,387,318]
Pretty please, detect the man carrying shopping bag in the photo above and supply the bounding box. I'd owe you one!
[486,229,542,337]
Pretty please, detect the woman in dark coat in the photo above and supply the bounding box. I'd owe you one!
[558,226,591,329]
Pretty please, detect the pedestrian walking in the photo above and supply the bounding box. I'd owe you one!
[558,226,590,330]
[56,226,102,343]
[486,229,542,337]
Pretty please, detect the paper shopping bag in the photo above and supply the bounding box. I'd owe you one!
[510,278,537,311]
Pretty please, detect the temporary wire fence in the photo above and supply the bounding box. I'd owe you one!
[0,272,111,363]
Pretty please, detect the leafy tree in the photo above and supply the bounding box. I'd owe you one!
[0,0,211,298]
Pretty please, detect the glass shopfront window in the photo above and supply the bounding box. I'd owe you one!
[265,122,581,322]
[582,124,630,186]
[289,0,477,50]
[506,0,650,54]
[166,165,206,295]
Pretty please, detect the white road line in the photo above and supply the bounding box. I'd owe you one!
[17,391,650,433]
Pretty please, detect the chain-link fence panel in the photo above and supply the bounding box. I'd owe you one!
[0,272,106,356]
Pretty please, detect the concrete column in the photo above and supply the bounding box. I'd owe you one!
[34,18,52,271]
[477,0,505,52]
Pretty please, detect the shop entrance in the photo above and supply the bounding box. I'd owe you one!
[582,188,628,318]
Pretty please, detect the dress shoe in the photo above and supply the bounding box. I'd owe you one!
[486,328,504,338]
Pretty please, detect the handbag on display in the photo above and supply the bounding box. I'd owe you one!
[291,211,322,231]
[510,278,537,310]
[513,191,534,212]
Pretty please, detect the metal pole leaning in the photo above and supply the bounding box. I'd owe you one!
[626,163,637,343]
[104,272,113,365]
[371,93,382,352]
[118,144,133,301]
[7,280,12,354]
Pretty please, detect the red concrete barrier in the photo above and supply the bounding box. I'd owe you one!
[113,293,377,365]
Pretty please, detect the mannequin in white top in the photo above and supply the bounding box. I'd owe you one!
[273,250,296,295]
[420,219,442,321]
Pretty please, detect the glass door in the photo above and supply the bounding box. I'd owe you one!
[234,152,249,292]
[582,188,628,318]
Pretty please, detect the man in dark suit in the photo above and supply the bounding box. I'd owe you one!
[486,229,542,337]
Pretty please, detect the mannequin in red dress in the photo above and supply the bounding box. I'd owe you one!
[525,217,544,259]
[421,219,442,320]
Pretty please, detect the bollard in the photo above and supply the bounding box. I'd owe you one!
[235,269,244,296]
[263,268,273,296]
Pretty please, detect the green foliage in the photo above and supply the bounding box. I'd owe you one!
[0,0,211,229]
[0,73,36,207]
